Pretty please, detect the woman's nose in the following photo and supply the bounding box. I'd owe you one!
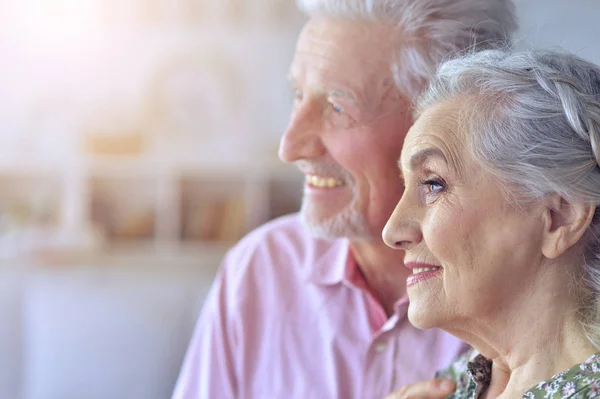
[278,102,327,163]
[382,200,423,250]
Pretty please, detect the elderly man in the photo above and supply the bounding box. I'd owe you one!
[174,1,517,398]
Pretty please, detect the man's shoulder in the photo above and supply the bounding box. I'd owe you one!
[239,213,314,247]
[220,213,346,286]
[230,213,340,258]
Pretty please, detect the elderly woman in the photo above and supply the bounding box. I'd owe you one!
[383,49,600,398]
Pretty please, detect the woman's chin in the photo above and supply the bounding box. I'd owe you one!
[407,304,441,330]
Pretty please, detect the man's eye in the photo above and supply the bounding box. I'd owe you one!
[293,89,303,102]
[327,99,344,113]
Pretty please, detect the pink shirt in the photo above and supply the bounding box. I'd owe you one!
[173,214,466,399]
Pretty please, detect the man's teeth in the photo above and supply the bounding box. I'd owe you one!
[307,174,344,188]
[413,267,441,274]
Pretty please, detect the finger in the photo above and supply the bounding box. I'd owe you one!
[384,378,456,399]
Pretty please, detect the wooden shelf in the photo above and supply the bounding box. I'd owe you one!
[0,158,303,258]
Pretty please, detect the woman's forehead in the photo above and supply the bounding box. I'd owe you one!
[401,100,470,173]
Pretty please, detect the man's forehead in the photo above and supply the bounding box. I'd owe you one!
[291,20,397,94]
[294,18,396,70]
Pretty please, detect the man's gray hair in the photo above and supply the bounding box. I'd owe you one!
[296,0,518,98]
[418,49,600,348]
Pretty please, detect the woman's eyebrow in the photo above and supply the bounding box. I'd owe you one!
[408,147,448,171]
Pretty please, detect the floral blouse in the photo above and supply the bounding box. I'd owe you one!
[437,348,600,398]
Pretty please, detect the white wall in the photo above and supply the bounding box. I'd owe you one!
[0,253,222,399]
[514,0,600,63]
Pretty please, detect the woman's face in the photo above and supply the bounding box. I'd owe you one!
[383,100,548,333]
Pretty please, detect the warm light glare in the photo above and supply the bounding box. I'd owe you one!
[11,0,101,49]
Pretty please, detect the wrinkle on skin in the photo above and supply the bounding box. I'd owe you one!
[290,22,388,118]
[290,18,407,122]
[403,109,468,181]
[281,17,416,313]
[284,17,411,238]
[385,98,598,397]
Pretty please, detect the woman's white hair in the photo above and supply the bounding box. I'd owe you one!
[296,0,518,97]
[418,49,600,348]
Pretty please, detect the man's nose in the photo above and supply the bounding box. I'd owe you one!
[278,102,327,163]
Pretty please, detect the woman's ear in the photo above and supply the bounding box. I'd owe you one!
[542,194,596,259]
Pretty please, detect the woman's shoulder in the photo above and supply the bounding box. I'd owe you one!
[437,351,600,398]
[524,352,600,398]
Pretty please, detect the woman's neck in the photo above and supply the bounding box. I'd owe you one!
[450,265,598,398]
[482,319,596,398]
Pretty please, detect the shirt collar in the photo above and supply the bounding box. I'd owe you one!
[306,238,351,286]
[306,237,410,319]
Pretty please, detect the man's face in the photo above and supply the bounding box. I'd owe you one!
[279,17,412,239]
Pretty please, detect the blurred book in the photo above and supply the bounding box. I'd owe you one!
[181,194,245,244]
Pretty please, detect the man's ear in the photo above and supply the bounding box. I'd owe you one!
[542,194,596,259]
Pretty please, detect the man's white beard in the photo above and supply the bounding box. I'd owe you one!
[300,197,372,240]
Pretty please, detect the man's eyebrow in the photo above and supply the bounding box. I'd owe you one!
[327,89,358,101]
[286,74,361,103]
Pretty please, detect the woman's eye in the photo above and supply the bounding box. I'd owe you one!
[422,179,445,194]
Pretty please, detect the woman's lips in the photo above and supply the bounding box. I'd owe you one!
[404,262,443,287]
[406,268,442,287]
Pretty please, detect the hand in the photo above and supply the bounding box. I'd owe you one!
[384,378,456,399]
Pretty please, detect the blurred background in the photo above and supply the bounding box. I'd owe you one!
[0,1,599,398]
